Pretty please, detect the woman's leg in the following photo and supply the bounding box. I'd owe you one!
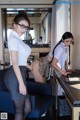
[31,60,46,83]
[24,96,31,118]
[14,97,31,120]
[14,99,24,120]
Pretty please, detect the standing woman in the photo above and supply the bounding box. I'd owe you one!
[4,11,31,120]
[50,32,74,77]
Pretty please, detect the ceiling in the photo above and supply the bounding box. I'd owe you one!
[6,8,52,17]
[1,0,56,17]
[0,0,56,5]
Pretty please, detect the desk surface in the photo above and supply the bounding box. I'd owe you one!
[57,71,80,106]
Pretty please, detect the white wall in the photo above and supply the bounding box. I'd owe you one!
[51,4,70,50]
[56,4,70,42]
[71,4,80,69]
[51,5,56,50]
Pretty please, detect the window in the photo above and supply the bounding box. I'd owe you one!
[7,29,12,40]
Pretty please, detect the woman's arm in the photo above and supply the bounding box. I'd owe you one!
[51,58,69,76]
[10,51,27,95]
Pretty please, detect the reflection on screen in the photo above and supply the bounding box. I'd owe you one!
[69,77,80,82]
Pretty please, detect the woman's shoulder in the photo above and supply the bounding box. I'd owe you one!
[56,43,64,51]
[8,31,20,43]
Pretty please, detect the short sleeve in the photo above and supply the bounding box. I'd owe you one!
[8,38,18,51]
[54,47,63,60]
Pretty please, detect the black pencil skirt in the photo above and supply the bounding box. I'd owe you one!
[4,66,28,101]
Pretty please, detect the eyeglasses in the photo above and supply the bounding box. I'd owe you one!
[17,23,30,30]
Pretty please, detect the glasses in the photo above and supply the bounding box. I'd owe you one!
[17,23,30,30]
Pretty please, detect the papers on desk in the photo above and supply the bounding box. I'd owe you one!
[70,84,80,90]
[69,77,80,82]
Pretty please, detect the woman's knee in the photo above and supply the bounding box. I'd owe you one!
[14,100,24,113]
[24,98,31,115]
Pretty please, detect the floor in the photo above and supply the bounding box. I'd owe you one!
[5,107,72,120]
[1,96,72,120]
[0,95,72,120]
[7,113,71,120]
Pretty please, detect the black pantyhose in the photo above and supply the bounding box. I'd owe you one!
[14,99,24,120]
[24,98,31,118]
[14,98,31,120]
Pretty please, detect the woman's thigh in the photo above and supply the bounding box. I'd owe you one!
[4,67,27,101]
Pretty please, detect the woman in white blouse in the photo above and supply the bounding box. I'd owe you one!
[50,32,74,77]
[4,11,31,120]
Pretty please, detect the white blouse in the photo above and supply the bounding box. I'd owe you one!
[8,30,31,66]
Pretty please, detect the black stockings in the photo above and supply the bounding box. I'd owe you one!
[14,98,31,120]
[24,98,31,118]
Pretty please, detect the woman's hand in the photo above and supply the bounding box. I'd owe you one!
[19,82,27,95]
[66,69,75,73]
[61,70,72,76]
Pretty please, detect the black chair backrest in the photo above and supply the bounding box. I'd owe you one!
[0,68,9,91]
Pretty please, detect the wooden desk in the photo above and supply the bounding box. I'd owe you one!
[31,47,50,58]
[56,73,80,120]
[4,47,50,62]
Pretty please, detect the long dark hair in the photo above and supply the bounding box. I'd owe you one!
[52,32,74,58]
[13,10,30,27]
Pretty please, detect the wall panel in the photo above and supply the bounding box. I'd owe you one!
[71,4,80,69]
